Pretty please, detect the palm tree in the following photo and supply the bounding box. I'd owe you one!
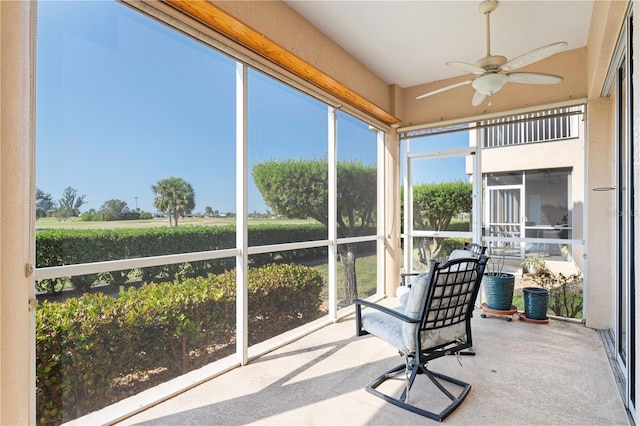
[151,177,195,227]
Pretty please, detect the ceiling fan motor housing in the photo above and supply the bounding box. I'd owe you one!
[474,55,507,72]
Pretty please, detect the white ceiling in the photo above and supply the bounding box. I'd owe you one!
[285,0,594,89]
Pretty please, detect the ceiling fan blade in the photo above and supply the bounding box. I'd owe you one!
[446,61,486,75]
[507,72,564,84]
[501,42,568,71]
[416,79,474,100]
[472,91,487,107]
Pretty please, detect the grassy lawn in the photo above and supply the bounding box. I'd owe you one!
[512,289,525,312]
[35,216,318,230]
[312,253,378,301]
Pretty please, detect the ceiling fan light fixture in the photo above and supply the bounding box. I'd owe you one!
[472,73,507,95]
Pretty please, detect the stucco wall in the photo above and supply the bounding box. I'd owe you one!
[212,1,392,113]
[584,99,615,330]
[581,1,627,331]
[482,138,584,177]
[586,0,627,99]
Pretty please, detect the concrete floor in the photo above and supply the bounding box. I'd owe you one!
[96,300,628,426]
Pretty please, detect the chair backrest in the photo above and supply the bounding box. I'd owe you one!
[462,242,487,255]
[401,255,488,356]
[448,249,476,260]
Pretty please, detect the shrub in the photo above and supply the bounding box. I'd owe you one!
[35,224,329,292]
[247,263,324,344]
[36,293,120,423]
[36,263,323,425]
[439,237,469,258]
[533,268,583,318]
[35,277,66,294]
[70,274,95,293]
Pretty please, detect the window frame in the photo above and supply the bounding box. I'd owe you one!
[33,1,388,421]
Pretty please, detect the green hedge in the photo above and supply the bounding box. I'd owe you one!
[36,263,323,425]
[35,224,329,293]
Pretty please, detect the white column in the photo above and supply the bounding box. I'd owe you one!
[235,63,248,365]
[383,129,400,297]
[0,1,36,423]
[327,107,337,319]
[403,140,413,275]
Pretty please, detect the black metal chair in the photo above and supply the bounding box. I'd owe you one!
[355,255,488,421]
[462,242,487,256]
[399,242,487,295]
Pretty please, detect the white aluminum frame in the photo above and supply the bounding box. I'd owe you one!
[32,4,390,422]
[402,142,479,273]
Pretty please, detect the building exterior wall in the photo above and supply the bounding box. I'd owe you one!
[480,123,585,271]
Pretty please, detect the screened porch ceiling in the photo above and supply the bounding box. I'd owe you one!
[284,1,594,89]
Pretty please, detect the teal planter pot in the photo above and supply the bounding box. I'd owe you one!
[483,273,515,311]
[523,287,550,320]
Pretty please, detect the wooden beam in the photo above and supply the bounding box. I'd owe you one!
[166,0,401,126]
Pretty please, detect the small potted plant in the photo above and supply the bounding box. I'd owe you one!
[521,256,555,322]
[482,256,515,311]
[522,286,550,321]
[520,254,545,276]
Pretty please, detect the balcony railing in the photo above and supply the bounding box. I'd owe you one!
[481,106,582,148]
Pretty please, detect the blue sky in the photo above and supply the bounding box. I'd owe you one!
[36,1,468,215]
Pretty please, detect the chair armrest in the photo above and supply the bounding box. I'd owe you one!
[354,298,419,337]
[400,272,420,286]
[355,299,419,322]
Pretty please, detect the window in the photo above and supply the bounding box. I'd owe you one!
[485,169,572,258]
[35,1,385,422]
[400,128,478,272]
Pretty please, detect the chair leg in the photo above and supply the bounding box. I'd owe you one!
[445,347,476,356]
[366,361,472,421]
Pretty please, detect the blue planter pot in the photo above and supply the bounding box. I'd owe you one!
[523,287,550,320]
[483,273,515,311]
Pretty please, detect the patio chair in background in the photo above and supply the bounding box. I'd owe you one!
[461,242,487,256]
[398,242,487,304]
[354,255,488,421]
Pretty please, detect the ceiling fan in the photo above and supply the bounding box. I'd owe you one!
[416,0,567,106]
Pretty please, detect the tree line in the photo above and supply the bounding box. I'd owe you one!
[36,186,155,222]
[36,177,213,226]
